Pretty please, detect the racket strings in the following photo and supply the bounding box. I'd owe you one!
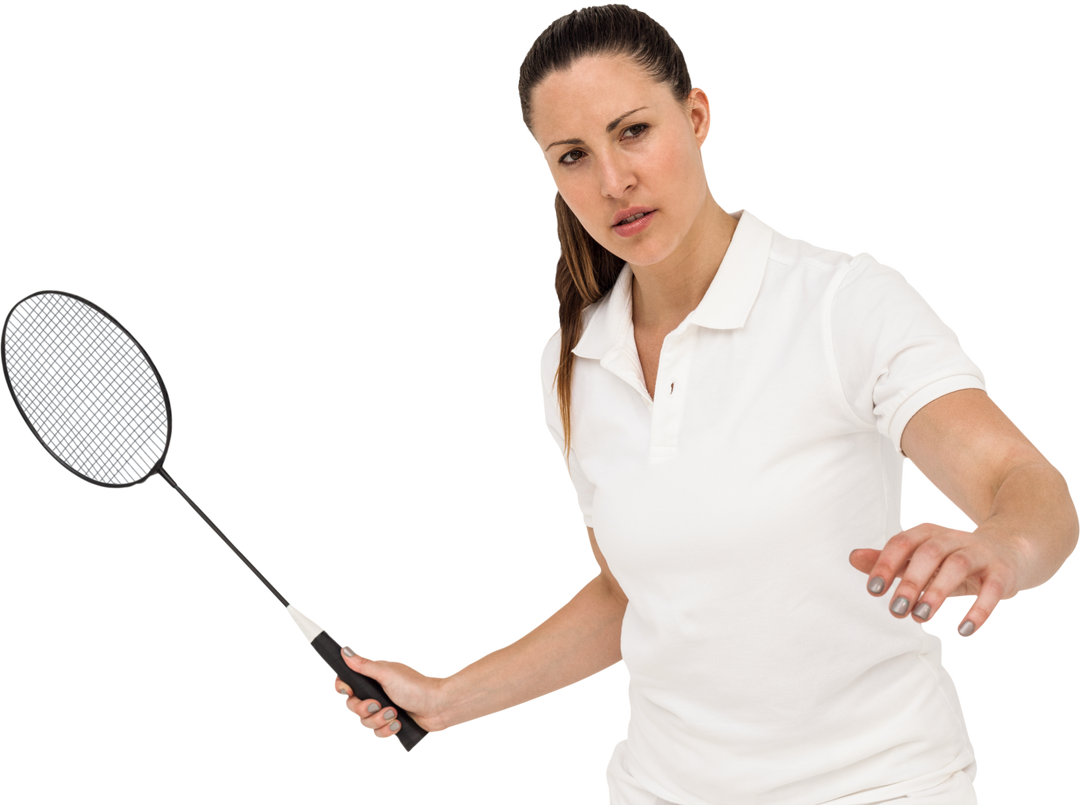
[4,293,168,485]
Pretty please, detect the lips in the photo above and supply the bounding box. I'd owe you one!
[611,206,654,227]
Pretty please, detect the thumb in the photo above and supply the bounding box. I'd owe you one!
[341,645,371,673]
[848,548,881,574]
[340,646,394,686]
[338,646,386,699]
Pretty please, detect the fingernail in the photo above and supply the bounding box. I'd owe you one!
[913,602,932,621]
[868,577,885,595]
[890,596,910,616]
[384,710,396,721]
[959,620,976,637]
[367,703,380,714]
[389,721,401,732]
[342,646,356,658]
[338,687,350,695]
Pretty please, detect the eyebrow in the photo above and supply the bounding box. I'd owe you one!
[544,106,649,152]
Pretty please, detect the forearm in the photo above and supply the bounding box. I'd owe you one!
[436,574,626,729]
[981,461,1078,589]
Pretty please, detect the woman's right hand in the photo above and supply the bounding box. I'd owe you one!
[334,647,449,737]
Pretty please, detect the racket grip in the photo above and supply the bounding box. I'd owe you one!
[310,630,427,752]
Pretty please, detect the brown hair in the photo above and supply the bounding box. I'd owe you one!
[518,5,692,455]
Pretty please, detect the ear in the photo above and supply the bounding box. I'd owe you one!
[687,87,711,146]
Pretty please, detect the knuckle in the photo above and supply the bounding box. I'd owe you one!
[945,551,973,574]
[874,562,899,579]
[917,540,947,562]
[890,536,911,553]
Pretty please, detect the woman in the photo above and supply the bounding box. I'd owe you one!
[334,6,1076,803]
[518,7,984,803]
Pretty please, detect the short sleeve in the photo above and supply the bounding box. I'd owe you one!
[541,330,597,526]
[831,254,985,455]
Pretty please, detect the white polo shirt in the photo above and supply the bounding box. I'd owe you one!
[541,211,983,805]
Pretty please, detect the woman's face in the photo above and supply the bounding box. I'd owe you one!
[530,55,712,271]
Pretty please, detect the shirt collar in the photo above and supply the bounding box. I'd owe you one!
[572,209,772,360]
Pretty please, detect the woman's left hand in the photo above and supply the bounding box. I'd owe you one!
[849,521,1030,636]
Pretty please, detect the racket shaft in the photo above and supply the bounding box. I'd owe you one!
[161,469,425,751]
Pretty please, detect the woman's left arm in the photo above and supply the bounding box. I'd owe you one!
[849,388,1078,635]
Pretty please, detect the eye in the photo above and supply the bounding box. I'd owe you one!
[557,121,648,165]
[623,123,648,140]
[559,148,587,165]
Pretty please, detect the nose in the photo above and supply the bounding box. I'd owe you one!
[597,151,635,199]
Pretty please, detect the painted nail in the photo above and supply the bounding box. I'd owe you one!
[338,687,350,695]
[367,703,380,714]
[959,620,976,637]
[868,577,886,595]
[384,710,396,721]
[913,602,932,621]
[342,646,356,658]
[389,721,401,732]
[890,596,910,616]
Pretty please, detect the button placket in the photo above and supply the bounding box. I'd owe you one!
[649,324,695,461]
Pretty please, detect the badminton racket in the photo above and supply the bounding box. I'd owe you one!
[0,287,429,752]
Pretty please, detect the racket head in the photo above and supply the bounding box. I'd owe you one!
[2,290,172,488]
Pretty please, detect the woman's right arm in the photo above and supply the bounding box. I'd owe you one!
[436,557,626,730]
[332,525,630,739]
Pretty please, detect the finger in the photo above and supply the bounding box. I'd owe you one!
[887,534,961,618]
[908,551,977,622]
[334,676,352,697]
[956,575,1007,637]
[347,696,382,717]
[868,525,937,592]
[359,705,401,735]
[864,556,913,596]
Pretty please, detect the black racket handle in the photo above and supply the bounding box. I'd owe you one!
[304,626,429,752]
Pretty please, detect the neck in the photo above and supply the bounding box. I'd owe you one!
[629,194,737,333]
